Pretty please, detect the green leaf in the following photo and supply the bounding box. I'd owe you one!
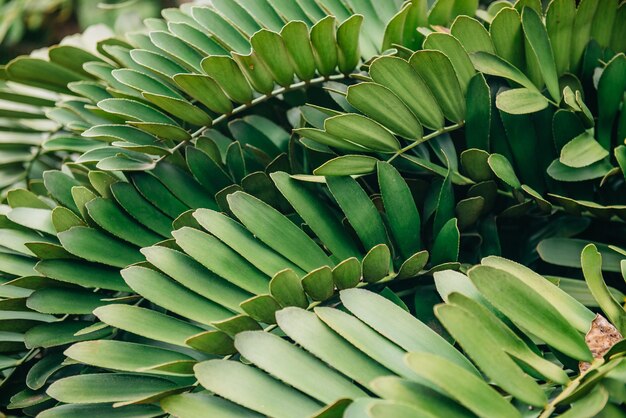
[310,16,338,77]
[65,340,195,376]
[377,161,421,258]
[326,176,388,251]
[227,191,333,271]
[186,147,234,195]
[112,68,181,99]
[296,128,368,152]
[347,83,422,139]
[570,0,598,72]
[58,227,143,268]
[6,208,55,235]
[546,0,576,75]
[597,54,626,149]
[201,56,253,104]
[43,170,80,214]
[251,29,295,87]
[185,331,235,355]
[240,294,281,324]
[195,360,322,418]
[559,386,609,418]
[98,98,177,125]
[547,159,612,182]
[271,172,360,260]
[27,288,106,315]
[111,182,173,237]
[521,7,560,102]
[590,0,618,48]
[470,52,537,92]
[48,374,181,404]
[174,74,233,115]
[370,377,475,418]
[409,50,465,122]
[235,331,366,403]
[161,392,262,418]
[26,354,65,390]
[435,301,547,406]
[6,57,85,94]
[397,251,429,279]
[313,155,378,176]
[301,266,334,301]
[446,292,569,384]
[490,7,525,70]
[482,256,594,332]
[488,153,521,189]
[465,73,491,150]
[35,259,129,291]
[538,238,622,272]
[559,131,609,168]
[362,244,391,283]
[25,321,110,349]
[581,245,626,334]
[280,21,316,81]
[228,54,274,99]
[344,399,425,418]
[341,289,475,373]
[315,306,414,378]
[270,269,308,308]
[423,33,475,94]
[450,16,495,54]
[430,219,460,266]
[151,163,218,211]
[332,257,361,290]
[191,7,250,53]
[276,307,391,389]
[193,209,303,277]
[149,31,203,72]
[404,352,522,418]
[85,198,162,247]
[122,265,234,325]
[38,404,163,418]
[324,114,401,153]
[143,93,212,126]
[337,15,363,74]
[94,304,204,347]
[460,149,492,182]
[495,88,549,114]
[468,265,592,361]
[369,56,444,130]
[173,227,269,295]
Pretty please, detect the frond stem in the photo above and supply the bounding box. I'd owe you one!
[155,74,348,164]
[538,359,603,418]
[387,122,465,164]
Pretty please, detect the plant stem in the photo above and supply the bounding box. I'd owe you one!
[387,122,465,163]
[155,74,348,164]
[538,360,603,418]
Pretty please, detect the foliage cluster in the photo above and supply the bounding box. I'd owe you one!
[0,0,625,417]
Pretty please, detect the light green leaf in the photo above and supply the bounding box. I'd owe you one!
[581,245,626,334]
[346,83,422,139]
[404,352,522,418]
[468,265,592,361]
[324,114,401,153]
[410,50,465,122]
[495,88,549,114]
[313,155,378,176]
[521,7,561,102]
[369,56,444,130]
[560,131,609,168]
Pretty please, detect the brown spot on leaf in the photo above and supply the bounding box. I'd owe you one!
[579,314,623,373]
[431,25,451,34]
